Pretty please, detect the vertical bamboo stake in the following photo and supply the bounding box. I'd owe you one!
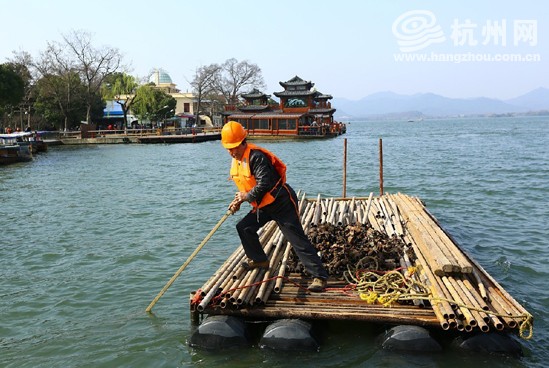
[343,138,347,198]
[379,138,383,196]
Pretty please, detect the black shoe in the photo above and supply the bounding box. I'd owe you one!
[241,260,269,270]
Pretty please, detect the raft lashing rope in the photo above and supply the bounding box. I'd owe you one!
[191,192,533,340]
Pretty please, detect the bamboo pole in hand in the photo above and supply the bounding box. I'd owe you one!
[145,209,232,313]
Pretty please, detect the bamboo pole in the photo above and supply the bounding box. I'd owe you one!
[230,268,257,304]
[393,195,452,275]
[441,275,476,328]
[343,138,347,198]
[401,195,458,272]
[368,211,383,232]
[237,269,265,305]
[386,194,405,236]
[328,198,339,224]
[199,247,244,296]
[274,242,292,293]
[362,192,374,224]
[256,236,287,304]
[146,209,232,313]
[452,276,490,332]
[302,202,316,230]
[456,276,491,328]
[313,194,322,225]
[230,224,279,305]
[461,276,489,311]
[198,276,225,312]
[217,221,278,304]
[471,269,488,301]
[399,249,425,308]
[337,200,348,225]
[409,233,455,321]
[355,199,364,225]
[407,196,473,274]
[379,138,383,196]
[465,247,530,317]
[240,228,288,306]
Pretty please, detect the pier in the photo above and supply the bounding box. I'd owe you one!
[44,128,221,145]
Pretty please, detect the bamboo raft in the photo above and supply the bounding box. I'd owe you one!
[189,193,533,339]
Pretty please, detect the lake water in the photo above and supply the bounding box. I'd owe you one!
[1,117,547,367]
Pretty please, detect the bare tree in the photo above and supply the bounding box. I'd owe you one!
[62,30,123,123]
[215,58,266,105]
[33,42,82,131]
[190,64,221,125]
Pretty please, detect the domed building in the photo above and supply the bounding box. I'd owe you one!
[147,68,214,127]
[102,68,217,129]
[148,69,179,94]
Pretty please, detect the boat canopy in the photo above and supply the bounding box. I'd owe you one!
[0,132,33,139]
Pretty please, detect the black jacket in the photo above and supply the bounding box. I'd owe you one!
[247,149,281,205]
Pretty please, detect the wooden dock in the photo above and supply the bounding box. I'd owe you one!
[55,130,221,144]
[190,193,533,339]
[137,132,220,144]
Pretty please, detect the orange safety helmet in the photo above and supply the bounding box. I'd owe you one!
[221,121,247,149]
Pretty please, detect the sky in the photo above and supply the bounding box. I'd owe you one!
[1,0,547,101]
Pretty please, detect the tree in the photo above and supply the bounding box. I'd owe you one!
[0,63,25,108]
[0,63,25,129]
[7,52,37,129]
[102,72,139,128]
[214,58,266,105]
[33,72,88,130]
[62,30,123,124]
[131,84,176,125]
[33,41,86,131]
[190,64,221,125]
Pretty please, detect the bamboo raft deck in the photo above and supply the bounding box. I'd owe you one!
[190,193,533,339]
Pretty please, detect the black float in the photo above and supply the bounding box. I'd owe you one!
[260,319,320,351]
[378,325,442,352]
[188,315,249,350]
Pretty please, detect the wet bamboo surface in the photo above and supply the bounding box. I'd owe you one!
[190,193,533,337]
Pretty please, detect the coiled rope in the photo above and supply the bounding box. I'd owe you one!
[344,265,533,340]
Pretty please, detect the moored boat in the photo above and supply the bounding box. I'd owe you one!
[0,142,32,165]
[0,131,48,155]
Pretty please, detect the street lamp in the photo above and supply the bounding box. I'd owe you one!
[25,109,29,130]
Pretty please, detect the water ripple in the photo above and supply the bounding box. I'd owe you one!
[1,117,547,367]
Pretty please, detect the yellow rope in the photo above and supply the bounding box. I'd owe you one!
[344,265,534,340]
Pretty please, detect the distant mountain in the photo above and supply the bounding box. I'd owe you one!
[333,88,549,120]
[505,87,549,111]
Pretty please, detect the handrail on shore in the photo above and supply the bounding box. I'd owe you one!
[49,126,222,140]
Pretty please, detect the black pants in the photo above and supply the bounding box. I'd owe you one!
[236,184,328,280]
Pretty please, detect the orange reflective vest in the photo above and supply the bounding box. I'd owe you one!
[230,143,287,209]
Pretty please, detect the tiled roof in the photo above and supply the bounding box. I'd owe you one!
[273,90,316,97]
[279,75,314,89]
[241,88,270,99]
[314,91,333,99]
[240,105,271,111]
[228,112,308,119]
[309,108,336,114]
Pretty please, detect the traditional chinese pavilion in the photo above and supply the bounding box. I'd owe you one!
[223,76,345,138]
